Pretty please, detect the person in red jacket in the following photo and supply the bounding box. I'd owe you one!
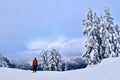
[32,57,38,72]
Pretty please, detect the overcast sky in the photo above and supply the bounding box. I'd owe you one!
[0,0,120,59]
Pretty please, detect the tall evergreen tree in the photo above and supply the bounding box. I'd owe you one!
[104,8,120,57]
[82,8,120,64]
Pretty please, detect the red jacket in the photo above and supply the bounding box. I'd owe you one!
[32,58,38,66]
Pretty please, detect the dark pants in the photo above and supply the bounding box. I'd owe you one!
[33,65,37,72]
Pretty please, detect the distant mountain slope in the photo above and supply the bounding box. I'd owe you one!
[62,57,87,70]
[0,57,120,80]
[0,54,15,68]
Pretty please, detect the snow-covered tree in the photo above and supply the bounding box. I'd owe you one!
[82,8,120,64]
[82,8,94,59]
[40,49,62,71]
[104,8,120,57]
[82,8,102,64]
[40,50,49,70]
[64,63,68,71]
[48,48,62,71]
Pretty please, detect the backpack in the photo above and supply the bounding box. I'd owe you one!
[33,60,37,66]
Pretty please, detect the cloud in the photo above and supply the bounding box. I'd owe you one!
[26,36,86,57]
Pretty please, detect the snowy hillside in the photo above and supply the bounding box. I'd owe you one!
[0,54,16,68]
[0,54,12,67]
[0,57,120,80]
[62,57,87,70]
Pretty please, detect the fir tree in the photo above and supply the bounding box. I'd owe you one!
[82,8,120,64]
[104,8,120,57]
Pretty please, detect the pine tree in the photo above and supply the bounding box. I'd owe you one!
[104,8,120,57]
[82,8,102,64]
[82,8,120,65]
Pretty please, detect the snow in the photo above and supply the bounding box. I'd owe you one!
[0,57,120,80]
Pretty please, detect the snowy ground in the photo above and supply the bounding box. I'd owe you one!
[0,57,120,80]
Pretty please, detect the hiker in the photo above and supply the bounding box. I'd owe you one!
[32,57,38,72]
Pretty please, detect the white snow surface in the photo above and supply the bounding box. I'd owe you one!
[0,57,120,80]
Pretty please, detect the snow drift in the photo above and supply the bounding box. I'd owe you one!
[0,57,120,80]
